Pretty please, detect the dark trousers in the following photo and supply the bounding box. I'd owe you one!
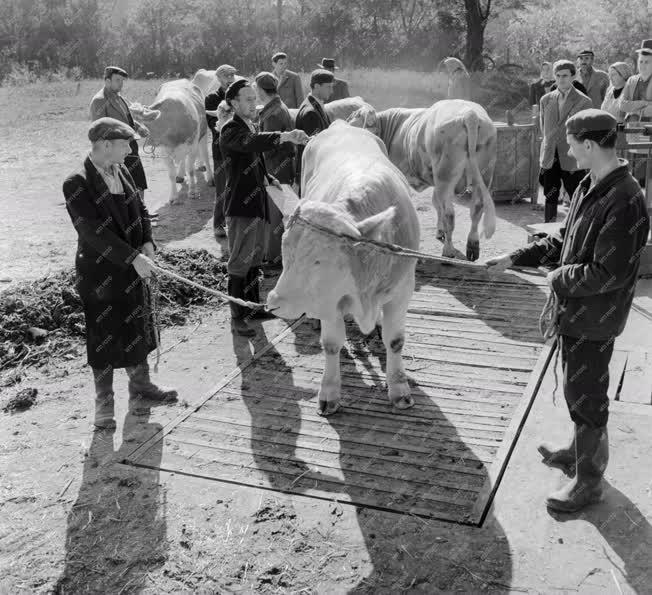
[212,147,227,228]
[560,335,615,428]
[541,151,586,222]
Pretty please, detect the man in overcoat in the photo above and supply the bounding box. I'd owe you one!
[272,52,304,109]
[539,59,592,222]
[63,118,178,430]
[575,50,610,108]
[487,109,650,512]
[317,58,350,103]
[219,79,308,336]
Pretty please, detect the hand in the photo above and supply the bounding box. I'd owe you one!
[141,241,155,259]
[132,253,156,279]
[281,130,309,145]
[485,253,513,275]
[138,124,150,138]
[267,176,282,189]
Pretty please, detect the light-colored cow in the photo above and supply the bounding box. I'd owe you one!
[347,100,497,261]
[267,121,420,416]
[191,68,219,97]
[287,96,372,128]
[131,79,212,202]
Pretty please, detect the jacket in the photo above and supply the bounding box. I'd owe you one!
[205,86,227,147]
[509,162,649,340]
[89,87,147,136]
[219,114,282,220]
[326,78,350,103]
[529,78,555,106]
[619,74,652,120]
[600,86,625,122]
[258,96,295,184]
[295,94,331,184]
[539,86,592,171]
[576,67,610,108]
[276,70,304,109]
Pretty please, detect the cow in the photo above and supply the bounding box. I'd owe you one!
[287,96,372,128]
[191,68,219,97]
[266,121,420,416]
[346,100,497,261]
[130,79,212,203]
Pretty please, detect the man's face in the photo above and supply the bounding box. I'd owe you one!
[638,54,652,79]
[274,58,288,74]
[555,68,573,91]
[108,74,125,92]
[567,134,590,169]
[217,71,235,89]
[232,86,258,120]
[578,55,594,71]
[106,138,132,164]
[314,82,334,101]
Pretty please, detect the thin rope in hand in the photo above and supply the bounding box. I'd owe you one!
[539,290,561,404]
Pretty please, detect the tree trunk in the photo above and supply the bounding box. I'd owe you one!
[276,0,282,45]
[464,0,490,71]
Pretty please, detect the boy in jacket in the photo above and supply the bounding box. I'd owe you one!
[487,109,650,512]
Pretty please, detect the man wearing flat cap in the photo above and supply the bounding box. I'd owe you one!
[89,66,151,204]
[487,108,649,513]
[317,58,350,103]
[575,50,609,108]
[63,117,178,430]
[272,52,304,109]
[205,64,238,238]
[295,69,334,194]
[219,79,309,336]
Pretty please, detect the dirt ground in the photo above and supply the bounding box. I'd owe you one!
[0,81,577,594]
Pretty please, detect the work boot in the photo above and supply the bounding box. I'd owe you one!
[546,426,608,513]
[229,274,256,336]
[538,426,576,471]
[92,366,116,430]
[126,361,178,402]
[544,202,558,223]
[213,224,227,239]
[245,268,275,320]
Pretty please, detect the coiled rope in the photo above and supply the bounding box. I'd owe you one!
[538,290,561,403]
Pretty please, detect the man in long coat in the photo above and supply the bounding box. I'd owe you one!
[63,118,177,430]
[575,50,610,108]
[272,52,304,109]
[317,58,350,103]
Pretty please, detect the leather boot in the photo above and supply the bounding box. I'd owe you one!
[538,426,576,471]
[245,268,275,320]
[544,202,558,223]
[229,274,256,336]
[92,366,116,430]
[126,361,178,402]
[546,425,608,512]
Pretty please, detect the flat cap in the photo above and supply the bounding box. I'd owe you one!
[88,117,139,142]
[577,49,594,57]
[272,52,287,63]
[310,69,334,86]
[566,109,617,142]
[225,78,250,102]
[216,64,237,77]
[104,65,128,78]
[255,71,278,92]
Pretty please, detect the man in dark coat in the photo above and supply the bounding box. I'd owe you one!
[272,52,304,109]
[219,79,308,336]
[294,69,334,194]
[487,109,650,513]
[317,58,350,103]
[63,118,178,430]
[205,64,237,238]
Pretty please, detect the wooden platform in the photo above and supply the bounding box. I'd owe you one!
[122,269,554,525]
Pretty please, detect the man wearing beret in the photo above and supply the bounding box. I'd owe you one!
[487,109,650,512]
[89,67,151,206]
[575,50,610,108]
[538,59,593,222]
[63,118,178,430]
[272,52,304,109]
[205,64,237,239]
[317,58,350,103]
[219,79,309,336]
[295,69,334,194]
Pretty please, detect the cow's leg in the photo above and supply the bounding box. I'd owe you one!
[382,285,413,410]
[433,155,466,259]
[164,154,180,203]
[467,186,483,261]
[175,157,186,184]
[318,315,345,416]
[186,144,200,199]
[432,186,445,242]
[197,134,213,183]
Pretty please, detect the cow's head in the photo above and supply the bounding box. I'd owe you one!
[129,102,161,122]
[346,106,380,137]
[267,201,396,322]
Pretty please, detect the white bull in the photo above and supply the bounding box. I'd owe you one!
[131,79,212,203]
[267,121,420,416]
[287,96,372,128]
[347,100,497,261]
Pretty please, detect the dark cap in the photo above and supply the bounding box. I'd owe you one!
[635,39,652,55]
[310,69,335,86]
[317,58,339,70]
[225,78,250,103]
[88,117,138,142]
[104,65,128,79]
[255,71,278,92]
[577,49,594,57]
[566,109,617,143]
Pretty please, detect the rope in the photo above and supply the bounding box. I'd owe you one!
[538,290,561,404]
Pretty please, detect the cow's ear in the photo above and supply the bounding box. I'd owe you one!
[139,108,161,122]
[356,206,396,239]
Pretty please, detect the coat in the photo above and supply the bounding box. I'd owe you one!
[619,74,652,120]
[219,114,282,220]
[277,70,304,109]
[258,96,295,184]
[600,86,625,122]
[295,94,331,185]
[326,78,350,103]
[576,67,610,108]
[89,87,149,190]
[509,162,649,341]
[529,78,555,106]
[539,86,592,171]
[63,156,157,368]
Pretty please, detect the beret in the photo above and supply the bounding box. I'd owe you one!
[310,69,335,86]
[566,109,617,143]
[225,78,250,102]
[88,117,138,142]
[104,66,128,78]
[255,71,278,92]
[216,64,237,77]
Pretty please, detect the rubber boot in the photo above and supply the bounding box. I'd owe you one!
[126,361,178,402]
[538,426,576,471]
[544,202,558,223]
[245,268,275,320]
[546,426,608,512]
[229,274,256,336]
[92,366,116,430]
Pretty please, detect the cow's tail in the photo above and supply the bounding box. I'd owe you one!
[463,110,496,239]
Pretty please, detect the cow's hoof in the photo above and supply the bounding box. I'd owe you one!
[436,229,446,242]
[175,176,185,184]
[391,394,414,410]
[207,178,215,187]
[189,190,200,200]
[466,241,480,262]
[197,165,207,172]
[318,400,341,417]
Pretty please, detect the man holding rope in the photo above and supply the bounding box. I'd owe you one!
[486,109,649,512]
[63,117,178,430]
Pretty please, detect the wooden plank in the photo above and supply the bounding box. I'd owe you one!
[618,351,652,404]
[608,350,628,401]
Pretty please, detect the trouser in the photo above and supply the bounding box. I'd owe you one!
[541,152,586,222]
[264,192,284,266]
[560,334,615,428]
[213,149,228,228]
[225,216,265,277]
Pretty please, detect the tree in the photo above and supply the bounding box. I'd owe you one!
[464,0,491,71]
